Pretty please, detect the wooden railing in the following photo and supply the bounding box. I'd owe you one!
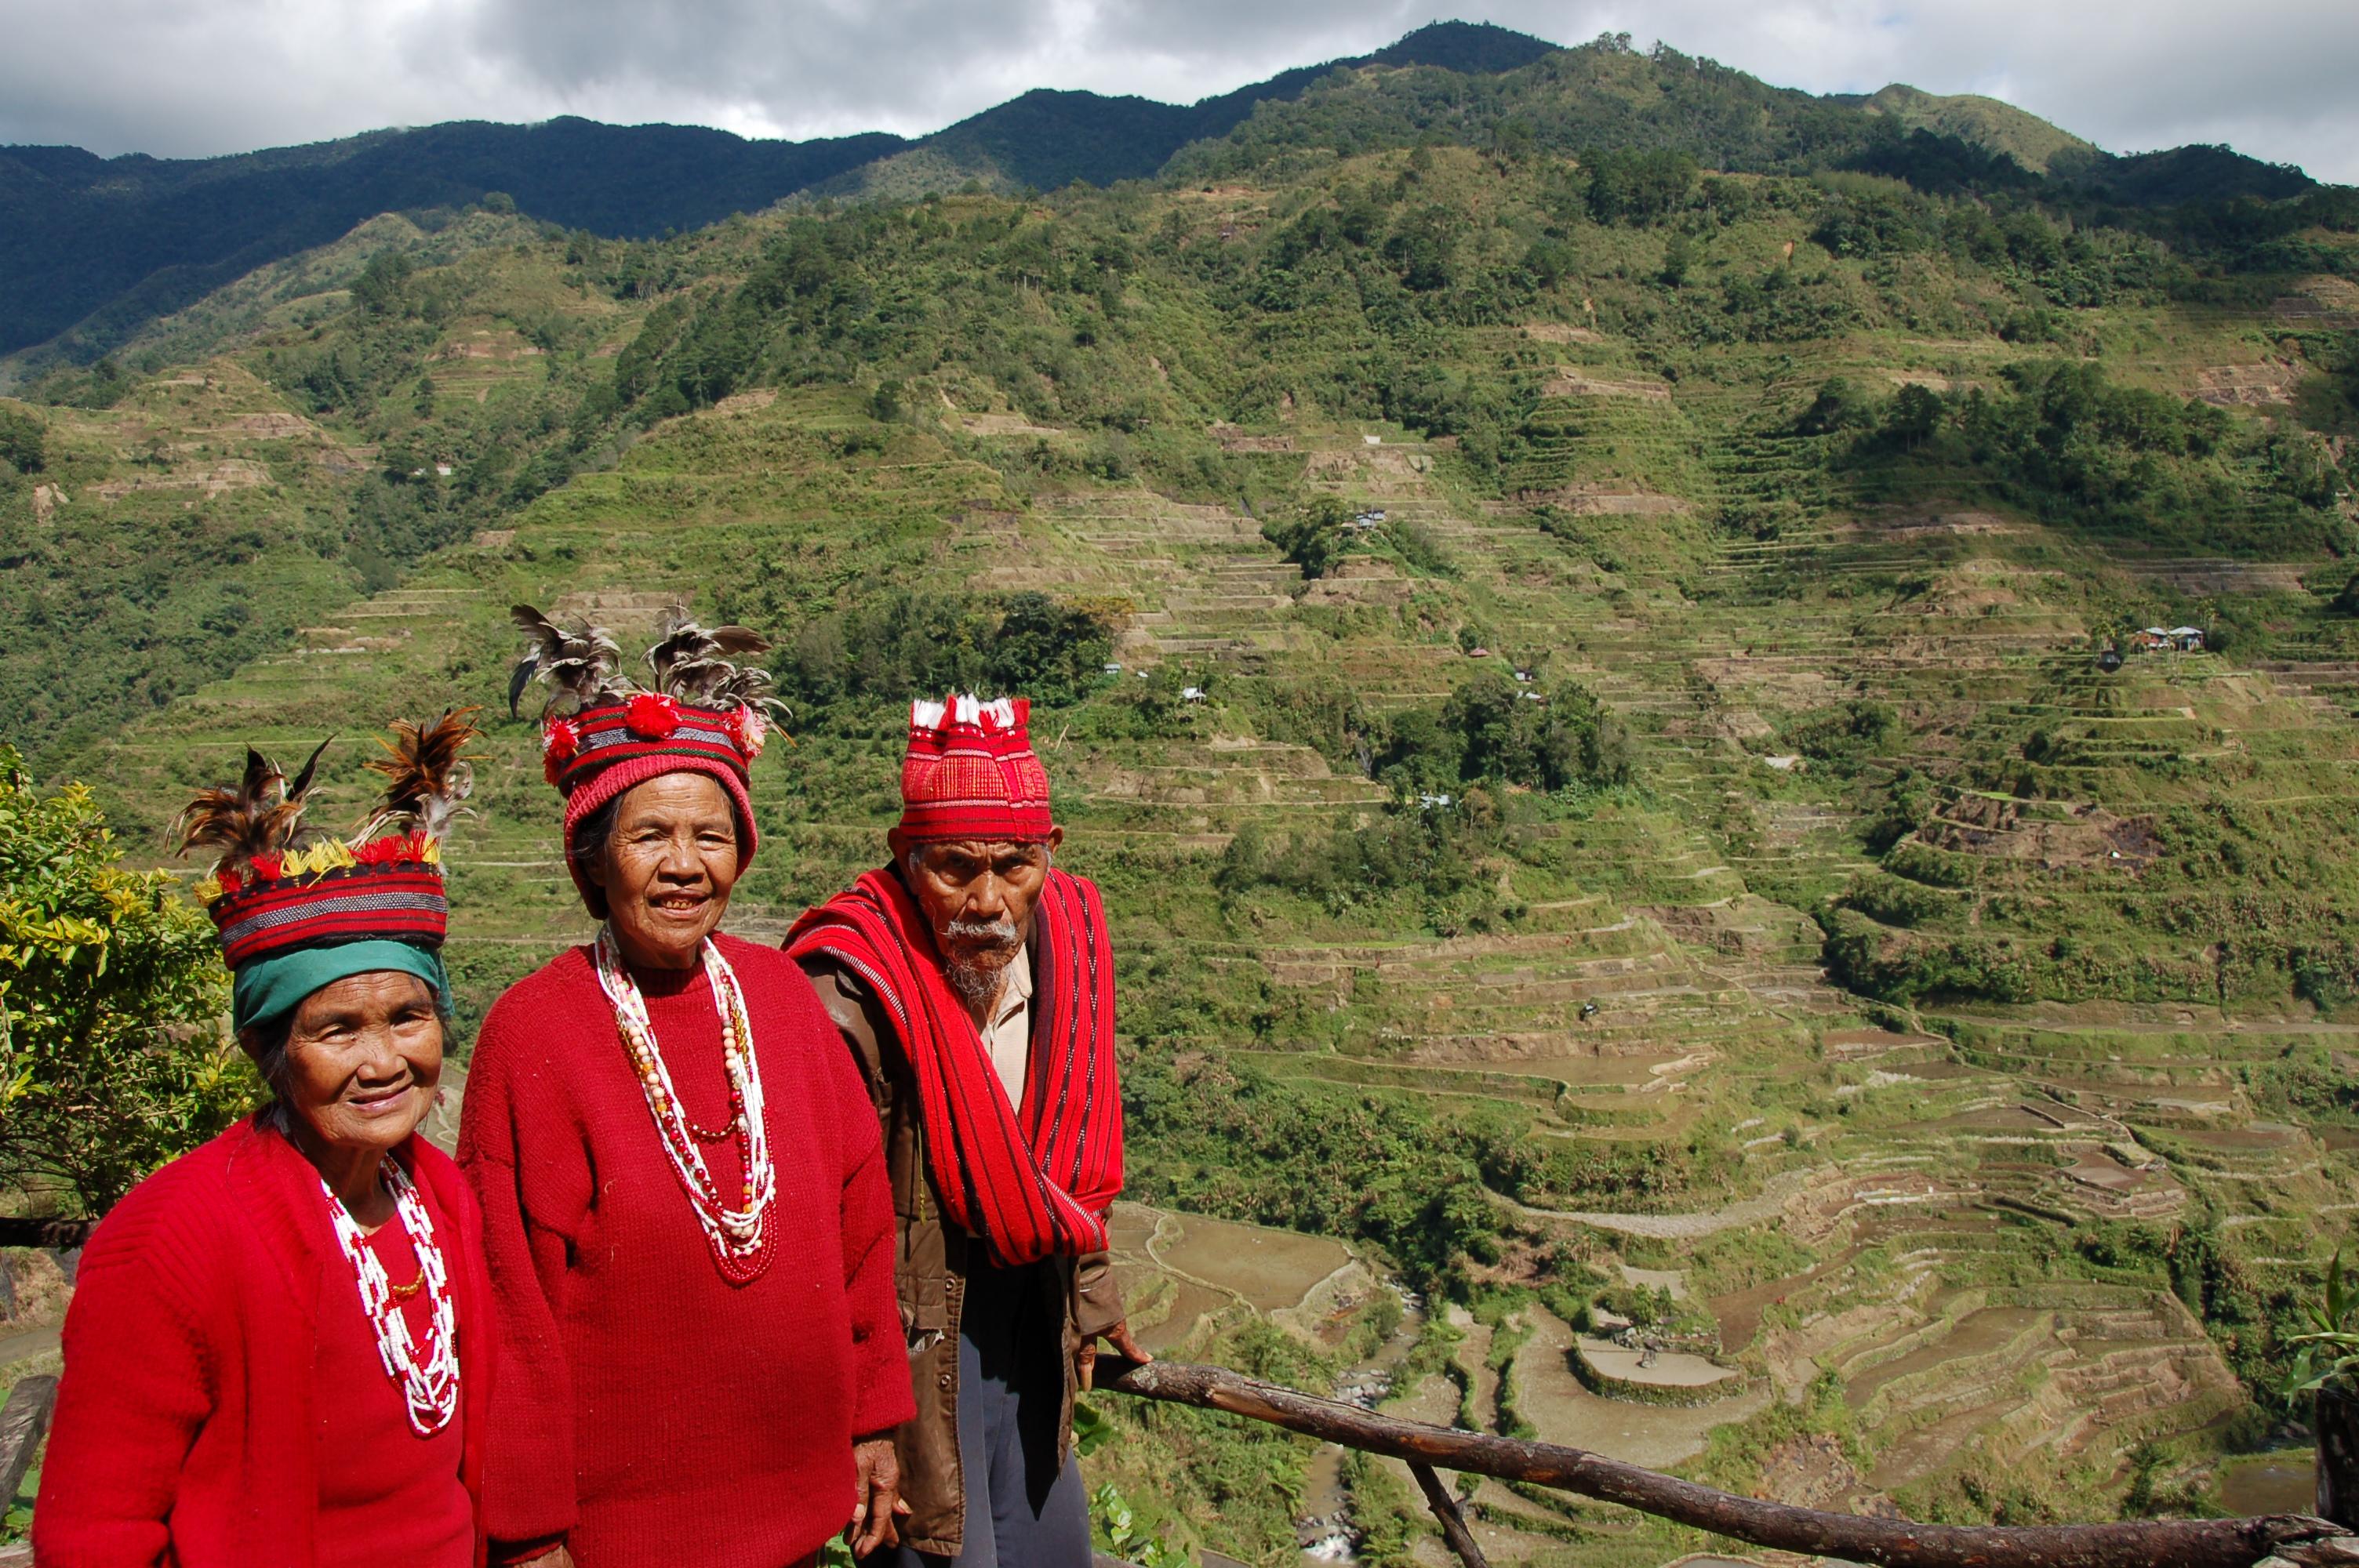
[2,1350,2350,1566]
[1104,1359,2359,1568]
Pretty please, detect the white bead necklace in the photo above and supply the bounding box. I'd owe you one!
[593,927,778,1283]
[319,1158,460,1437]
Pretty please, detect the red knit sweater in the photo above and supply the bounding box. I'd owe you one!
[456,934,912,1567]
[34,1119,494,1568]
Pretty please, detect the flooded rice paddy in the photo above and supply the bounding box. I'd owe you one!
[2215,1453,2314,1515]
[1106,1201,1356,1351]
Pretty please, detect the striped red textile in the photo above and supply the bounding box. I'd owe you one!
[546,697,753,797]
[209,862,448,967]
[785,867,1121,1265]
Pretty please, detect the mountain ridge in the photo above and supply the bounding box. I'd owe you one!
[0,19,2327,372]
[4,88,2357,1553]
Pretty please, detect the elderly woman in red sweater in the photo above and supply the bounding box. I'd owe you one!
[458,608,912,1568]
[37,716,495,1568]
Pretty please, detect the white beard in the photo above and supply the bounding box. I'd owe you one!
[945,956,1009,1013]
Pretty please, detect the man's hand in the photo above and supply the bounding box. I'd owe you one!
[846,1434,907,1558]
[1077,1318,1151,1392]
[500,1544,574,1568]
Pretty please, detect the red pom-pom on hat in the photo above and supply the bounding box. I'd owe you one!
[542,717,580,786]
[624,692,682,739]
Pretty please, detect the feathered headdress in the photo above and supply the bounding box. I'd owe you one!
[180,717,475,972]
[507,607,626,720]
[512,603,789,914]
[511,602,789,795]
[358,708,481,844]
[173,739,332,883]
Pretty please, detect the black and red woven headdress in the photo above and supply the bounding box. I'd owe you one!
[177,713,478,969]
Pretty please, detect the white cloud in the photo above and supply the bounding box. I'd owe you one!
[0,0,2350,183]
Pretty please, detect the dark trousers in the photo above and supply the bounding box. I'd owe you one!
[871,1261,1092,1568]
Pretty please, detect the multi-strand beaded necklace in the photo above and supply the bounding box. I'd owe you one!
[319,1159,460,1436]
[593,927,778,1283]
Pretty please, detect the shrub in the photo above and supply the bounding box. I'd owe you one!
[0,752,253,1215]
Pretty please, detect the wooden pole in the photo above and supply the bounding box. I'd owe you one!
[0,1218,93,1250]
[1103,1359,2359,1568]
[0,1376,56,1518]
[2321,1386,2359,1530]
[1409,1461,1492,1568]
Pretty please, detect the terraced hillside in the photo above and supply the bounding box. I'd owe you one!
[3,110,2357,1567]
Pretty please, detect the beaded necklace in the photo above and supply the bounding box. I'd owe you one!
[319,1159,460,1436]
[593,927,777,1283]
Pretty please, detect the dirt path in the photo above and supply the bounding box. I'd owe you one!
[1511,1168,1816,1239]
[0,1326,61,1369]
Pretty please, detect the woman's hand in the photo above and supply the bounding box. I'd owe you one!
[846,1435,907,1557]
[500,1543,575,1568]
[1078,1318,1151,1392]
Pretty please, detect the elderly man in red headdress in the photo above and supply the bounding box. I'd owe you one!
[787,694,1146,1566]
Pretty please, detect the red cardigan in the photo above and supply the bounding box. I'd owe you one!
[35,1118,495,1568]
[456,935,913,1567]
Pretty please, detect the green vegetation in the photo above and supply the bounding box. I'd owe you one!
[5,29,2359,1558]
[778,591,1118,712]
[0,751,252,1216]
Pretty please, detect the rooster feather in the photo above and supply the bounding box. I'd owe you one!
[645,605,783,715]
[646,607,769,692]
[360,708,481,840]
[173,738,332,873]
[508,604,624,717]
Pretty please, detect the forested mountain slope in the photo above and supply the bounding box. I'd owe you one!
[0,21,2319,372]
[4,53,2359,1563]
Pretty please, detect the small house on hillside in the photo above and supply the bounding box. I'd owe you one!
[2168,626,2207,652]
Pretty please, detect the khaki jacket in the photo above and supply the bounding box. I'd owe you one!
[796,956,1125,1559]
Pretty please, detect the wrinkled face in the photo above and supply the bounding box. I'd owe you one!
[594,772,741,969]
[275,971,444,1157]
[892,828,1062,1000]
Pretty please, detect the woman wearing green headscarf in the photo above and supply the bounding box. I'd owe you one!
[37,716,499,1568]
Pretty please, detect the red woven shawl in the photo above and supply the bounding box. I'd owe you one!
[786,867,1122,1265]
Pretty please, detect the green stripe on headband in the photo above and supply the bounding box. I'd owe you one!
[231,940,452,1035]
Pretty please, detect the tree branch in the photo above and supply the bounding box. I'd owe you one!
[1103,1359,2359,1568]
[1411,1460,1492,1568]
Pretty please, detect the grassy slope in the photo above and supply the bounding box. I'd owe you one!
[1859,85,2098,174]
[6,135,2358,1558]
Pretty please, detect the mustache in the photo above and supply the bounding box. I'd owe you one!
[945,915,1020,949]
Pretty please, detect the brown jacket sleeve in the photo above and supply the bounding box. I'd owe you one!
[1072,1249,1127,1339]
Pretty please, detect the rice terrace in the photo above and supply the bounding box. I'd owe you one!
[3,12,2359,1567]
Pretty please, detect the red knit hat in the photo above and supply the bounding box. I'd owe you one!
[898,695,1054,844]
[509,605,783,913]
[544,697,768,909]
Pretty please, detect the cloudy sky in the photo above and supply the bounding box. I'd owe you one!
[2,0,2352,183]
